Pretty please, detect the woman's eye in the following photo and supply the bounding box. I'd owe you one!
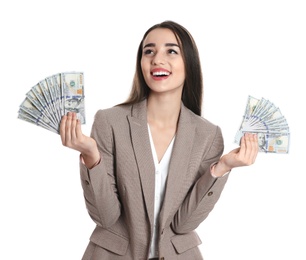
[168,49,178,54]
[144,49,153,55]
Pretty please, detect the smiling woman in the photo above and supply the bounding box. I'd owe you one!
[59,20,259,260]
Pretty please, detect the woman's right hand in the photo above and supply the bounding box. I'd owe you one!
[60,112,100,169]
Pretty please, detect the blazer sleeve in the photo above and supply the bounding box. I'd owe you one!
[80,110,121,228]
[171,126,229,234]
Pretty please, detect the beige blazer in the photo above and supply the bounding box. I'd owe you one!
[80,99,229,260]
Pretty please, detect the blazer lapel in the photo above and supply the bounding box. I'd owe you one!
[159,103,196,229]
[127,100,155,227]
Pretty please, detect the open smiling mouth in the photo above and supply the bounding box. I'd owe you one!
[152,71,171,78]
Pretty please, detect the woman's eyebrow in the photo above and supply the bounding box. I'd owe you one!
[143,43,155,49]
[165,43,180,48]
[143,43,180,49]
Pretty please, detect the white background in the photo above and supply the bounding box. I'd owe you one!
[1,0,305,259]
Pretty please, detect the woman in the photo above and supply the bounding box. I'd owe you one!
[60,20,258,260]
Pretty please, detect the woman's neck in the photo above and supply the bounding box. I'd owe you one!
[147,94,181,128]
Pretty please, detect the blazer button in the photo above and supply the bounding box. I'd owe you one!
[160,258,164,260]
[208,191,213,196]
[85,180,90,185]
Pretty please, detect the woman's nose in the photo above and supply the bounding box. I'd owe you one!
[152,52,166,65]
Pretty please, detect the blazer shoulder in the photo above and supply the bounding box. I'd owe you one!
[186,108,220,133]
[94,104,132,123]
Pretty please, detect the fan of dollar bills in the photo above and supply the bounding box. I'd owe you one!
[234,95,290,153]
[18,71,85,134]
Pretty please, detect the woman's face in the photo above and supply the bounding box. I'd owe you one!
[141,28,185,97]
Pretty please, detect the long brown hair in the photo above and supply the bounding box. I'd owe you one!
[120,20,203,116]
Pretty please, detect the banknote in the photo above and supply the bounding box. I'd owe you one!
[61,72,85,124]
[235,95,290,153]
[18,71,85,134]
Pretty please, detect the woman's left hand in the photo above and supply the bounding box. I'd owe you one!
[224,133,258,168]
[212,133,259,177]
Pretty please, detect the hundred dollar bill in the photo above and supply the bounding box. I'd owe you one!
[235,130,290,153]
[52,73,64,117]
[235,95,260,142]
[244,95,260,119]
[257,132,290,153]
[46,74,62,121]
[61,72,85,124]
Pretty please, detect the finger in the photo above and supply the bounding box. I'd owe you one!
[70,112,78,141]
[65,112,73,146]
[245,133,258,164]
[245,133,253,161]
[60,115,67,145]
[75,116,83,140]
[239,133,248,156]
[241,133,256,164]
[250,133,259,162]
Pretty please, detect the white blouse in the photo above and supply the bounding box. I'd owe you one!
[147,125,175,258]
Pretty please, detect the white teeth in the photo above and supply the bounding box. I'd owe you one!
[152,71,170,76]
